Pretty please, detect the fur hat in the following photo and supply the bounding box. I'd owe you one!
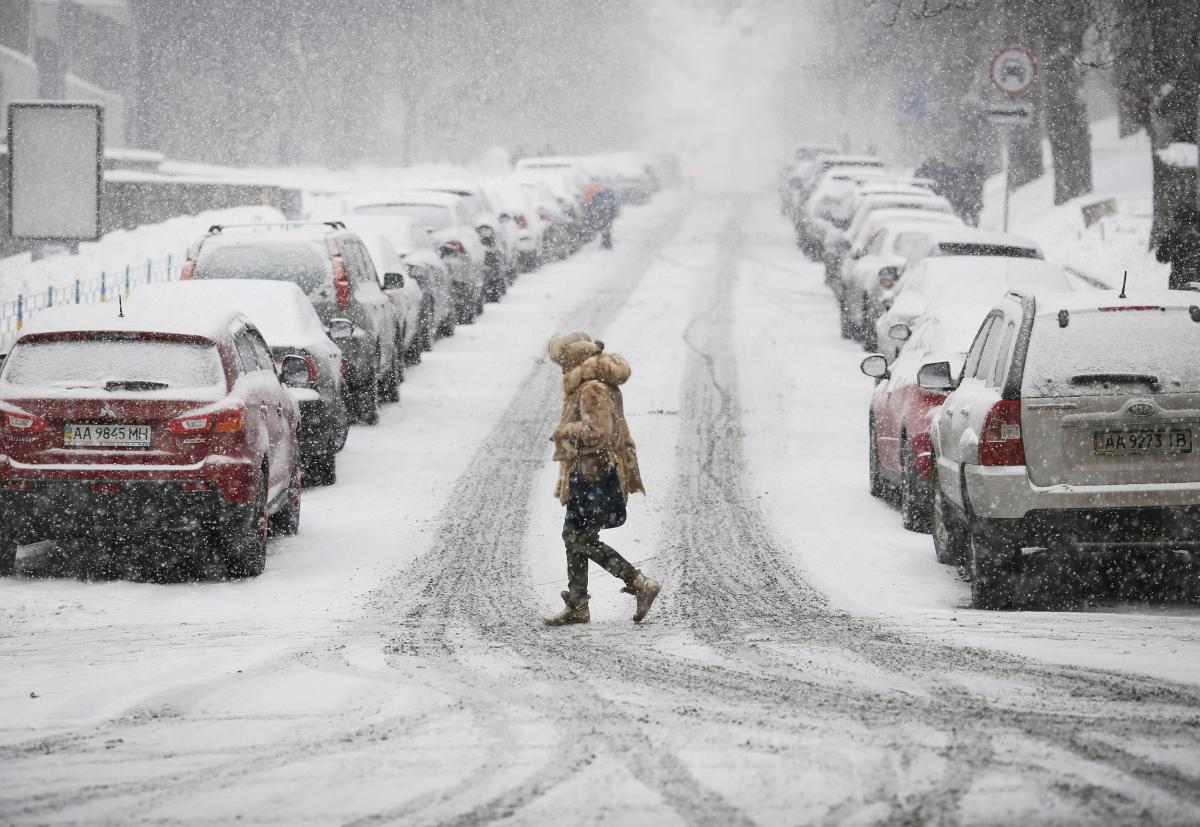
[548,331,605,369]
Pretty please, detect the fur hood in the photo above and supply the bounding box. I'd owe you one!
[548,331,601,370]
[564,352,631,396]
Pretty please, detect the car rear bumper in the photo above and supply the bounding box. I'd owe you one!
[0,453,259,508]
[0,477,250,544]
[965,464,1200,547]
[975,504,1200,552]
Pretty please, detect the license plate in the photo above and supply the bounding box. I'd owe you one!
[64,423,153,448]
[1093,428,1192,456]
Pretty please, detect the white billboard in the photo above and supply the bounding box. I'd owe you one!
[7,102,103,240]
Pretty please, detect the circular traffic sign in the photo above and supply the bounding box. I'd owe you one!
[989,46,1037,97]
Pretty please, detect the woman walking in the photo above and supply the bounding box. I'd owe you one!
[544,331,660,626]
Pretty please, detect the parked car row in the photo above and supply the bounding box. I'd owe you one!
[783,146,1200,610]
[0,153,672,579]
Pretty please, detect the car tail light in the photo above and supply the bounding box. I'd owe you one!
[2,411,47,434]
[444,240,466,255]
[340,359,349,376]
[515,214,528,229]
[332,257,352,308]
[304,355,320,382]
[539,210,553,221]
[167,405,244,435]
[179,258,196,280]
[979,399,1025,466]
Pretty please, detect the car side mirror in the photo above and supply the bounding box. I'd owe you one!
[279,354,311,388]
[328,318,354,341]
[889,323,912,343]
[382,271,405,290]
[860,354,889,380]
[849,248,863,260]
[878,266,899,288]
[917,361,957,392]
[499,212,511,223]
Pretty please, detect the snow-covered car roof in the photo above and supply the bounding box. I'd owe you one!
[515,156,579,169]
[922,257,1066,284]
[130,280,328,348]
[341,214,428,253]
[821,154,884,166]
[15,302,246,343]
[351,190,461,210]
[855,182,933,197]
[921,227,1041,251]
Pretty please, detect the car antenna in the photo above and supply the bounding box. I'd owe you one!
[118,295,124,318]
[1119,271,1128,299]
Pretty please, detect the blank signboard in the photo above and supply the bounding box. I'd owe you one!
[8,102,103,240]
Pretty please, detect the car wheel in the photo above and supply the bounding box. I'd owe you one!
[839,296,855,340]
[380,350,401,403]
[861,300,878,350]
[932,482,967,566]
[868,418,887,500]
[269,468,302,537]
[970,533,1019,610]
[0,521,17,576]
[304,450,337,487]
[224,476,268,578]
[456,300,474,325]
[900,440,932,534]
[352,364,380,426]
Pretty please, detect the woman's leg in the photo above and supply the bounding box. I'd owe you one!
[563,519,637,596]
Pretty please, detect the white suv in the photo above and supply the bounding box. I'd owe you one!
[929,289,1200,608]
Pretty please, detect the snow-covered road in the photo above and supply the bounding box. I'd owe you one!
[3,193,1200,825]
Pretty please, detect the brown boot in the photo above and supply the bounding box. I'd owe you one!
[622,573,661,623]
[544,591,590,626]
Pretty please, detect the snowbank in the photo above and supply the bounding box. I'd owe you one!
[981,117,1169,291]
[0,205,286,352]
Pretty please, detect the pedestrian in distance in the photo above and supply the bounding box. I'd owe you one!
[544,331,660,626]
[1156,204,1200,290]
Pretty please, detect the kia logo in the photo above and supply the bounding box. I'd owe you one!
[1128,402,1155,417]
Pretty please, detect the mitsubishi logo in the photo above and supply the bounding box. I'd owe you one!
[99,404,118,419]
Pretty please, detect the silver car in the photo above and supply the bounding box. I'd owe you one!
[929,289,1200,609]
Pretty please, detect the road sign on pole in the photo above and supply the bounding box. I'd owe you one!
[987,46,1037,233]
[990,47,1037,98]
[986,102,1034,126]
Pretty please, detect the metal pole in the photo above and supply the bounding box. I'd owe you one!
[1001,125,1011,233]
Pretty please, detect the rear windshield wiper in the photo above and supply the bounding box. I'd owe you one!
[104,380,169,392]
[1071,373,1161,391]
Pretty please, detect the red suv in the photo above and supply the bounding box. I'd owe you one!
[0,304,304,578]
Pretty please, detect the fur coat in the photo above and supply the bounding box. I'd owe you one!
[548,333,645,506]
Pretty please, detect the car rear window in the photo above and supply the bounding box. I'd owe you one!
[194,241,331,294]
[1023,310,1200,397]
[1,337,225,392]
[354,204,452,230]
[936,243,1041,259]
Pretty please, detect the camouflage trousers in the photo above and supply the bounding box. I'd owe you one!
[563,518,638,603]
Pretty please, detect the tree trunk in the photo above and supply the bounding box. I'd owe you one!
[1044,53,1093,204]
